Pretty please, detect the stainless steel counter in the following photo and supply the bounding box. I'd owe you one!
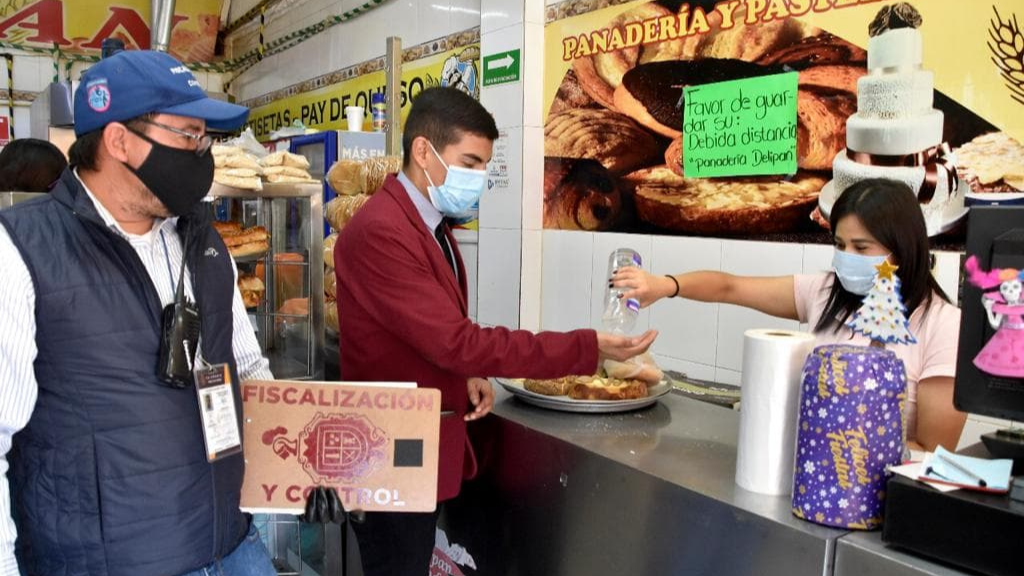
[436,388,981,576]
[834,532,974,576]
[439,388,844,576]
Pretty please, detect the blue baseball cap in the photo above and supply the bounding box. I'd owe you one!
[74,50,249,136]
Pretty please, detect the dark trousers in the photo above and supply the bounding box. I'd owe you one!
[351,509,442,576]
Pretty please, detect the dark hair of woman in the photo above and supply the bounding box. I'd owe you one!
[0,138,68,192]
[816,178,951,333]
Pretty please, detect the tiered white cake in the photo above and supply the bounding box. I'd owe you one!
[831,21,962,236]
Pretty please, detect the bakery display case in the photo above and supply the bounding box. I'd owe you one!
[208,182,325,381]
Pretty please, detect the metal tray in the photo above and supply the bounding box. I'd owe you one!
[493,378,671,413]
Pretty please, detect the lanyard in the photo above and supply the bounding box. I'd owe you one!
[159,229,177,295]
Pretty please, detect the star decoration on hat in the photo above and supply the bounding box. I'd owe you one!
[875,260,898,281]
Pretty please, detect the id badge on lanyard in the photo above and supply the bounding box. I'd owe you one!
[194,363,242,462]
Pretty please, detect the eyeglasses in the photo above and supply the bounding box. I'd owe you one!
[137,119,213,157]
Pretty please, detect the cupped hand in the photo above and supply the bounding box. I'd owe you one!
[596,329,658,363]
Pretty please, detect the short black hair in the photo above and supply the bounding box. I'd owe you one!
[68,113,154,171]
[0,138,68,192]
[401,87,498,167]
[817,178,950,333]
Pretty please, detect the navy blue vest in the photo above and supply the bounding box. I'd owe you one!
[0,170,249,576]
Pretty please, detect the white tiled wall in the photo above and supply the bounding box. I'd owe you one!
[540,230,593,333]
[649,236,722,374]
[476,0,528,330]
[477,227,522,329]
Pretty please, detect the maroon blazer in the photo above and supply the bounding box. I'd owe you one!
[335,174,598,501]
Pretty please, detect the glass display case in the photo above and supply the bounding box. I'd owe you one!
[208,182,325,381]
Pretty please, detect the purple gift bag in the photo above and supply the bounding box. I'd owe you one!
[791,344,907,530]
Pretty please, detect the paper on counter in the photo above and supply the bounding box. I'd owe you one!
[888,461,960,493]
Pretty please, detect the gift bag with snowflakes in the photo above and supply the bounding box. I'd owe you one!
[791,344,907,530]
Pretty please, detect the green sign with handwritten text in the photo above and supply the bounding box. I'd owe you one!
[682,72,799,179]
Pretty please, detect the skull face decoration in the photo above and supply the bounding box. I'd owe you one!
[964,256,1024,378]
[1000,279,1022,306]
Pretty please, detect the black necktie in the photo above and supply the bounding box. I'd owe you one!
[434,221,455,274]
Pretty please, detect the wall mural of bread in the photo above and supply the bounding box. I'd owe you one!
[543,0,1020,239]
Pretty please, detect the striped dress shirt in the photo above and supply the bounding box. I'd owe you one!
[0,173,272,575]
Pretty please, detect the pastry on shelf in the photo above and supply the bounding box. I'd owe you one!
[238,273,265,309]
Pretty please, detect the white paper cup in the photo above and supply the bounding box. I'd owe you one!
[345,106,365,132]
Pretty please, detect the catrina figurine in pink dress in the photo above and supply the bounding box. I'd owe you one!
[964,256,1024,378]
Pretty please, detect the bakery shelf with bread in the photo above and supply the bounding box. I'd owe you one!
[207,182,326,381]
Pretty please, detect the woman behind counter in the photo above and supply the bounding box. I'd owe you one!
[612,178,966,452]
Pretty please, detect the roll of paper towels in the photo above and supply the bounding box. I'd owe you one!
[735,329,816,495]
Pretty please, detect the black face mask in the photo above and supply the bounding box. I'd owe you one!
[123,127,214,217]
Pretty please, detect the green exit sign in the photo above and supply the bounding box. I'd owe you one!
[483,49,520,87]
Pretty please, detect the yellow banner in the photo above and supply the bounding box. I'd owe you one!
[246,45,481,141]
[0,0,222,62]
[542,0,1024,238]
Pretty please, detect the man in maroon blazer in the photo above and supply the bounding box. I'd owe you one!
[335,87,656,576]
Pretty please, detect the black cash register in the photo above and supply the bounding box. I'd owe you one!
[882,206,1024,576]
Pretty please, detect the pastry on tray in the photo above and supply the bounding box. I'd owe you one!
[523,374,649,401]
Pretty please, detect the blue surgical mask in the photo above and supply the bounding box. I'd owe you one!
[832,249,891,295]
[423,142,487,218]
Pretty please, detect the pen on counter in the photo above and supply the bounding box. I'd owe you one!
[931,453,987,487]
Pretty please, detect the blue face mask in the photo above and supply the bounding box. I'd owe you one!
[424,142,487,218]
[832,249,891,295]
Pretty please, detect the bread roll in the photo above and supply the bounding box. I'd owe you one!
[213,220,242,236]
[228,240,269,258]
[604,353,663,385]
[323,233,338,269]
[324,271,337,299]
[214,173,262,190]
[327,160,363,195]
[265,174,318,184]
[523,377,574,396]
[218,154,263,172]
[568,378,648,400]
[324,297,339,332]
[263,165,314,179]
[548,69,598,116]
[263,151,311,170]
[796,89,856,170]
[623,166,825,235]
[361,156,402,195]
[570,2,685,110]
[545,108,661,174]
[325,194,371,231]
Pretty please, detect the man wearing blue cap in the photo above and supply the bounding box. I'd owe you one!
[0,50,276,576]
